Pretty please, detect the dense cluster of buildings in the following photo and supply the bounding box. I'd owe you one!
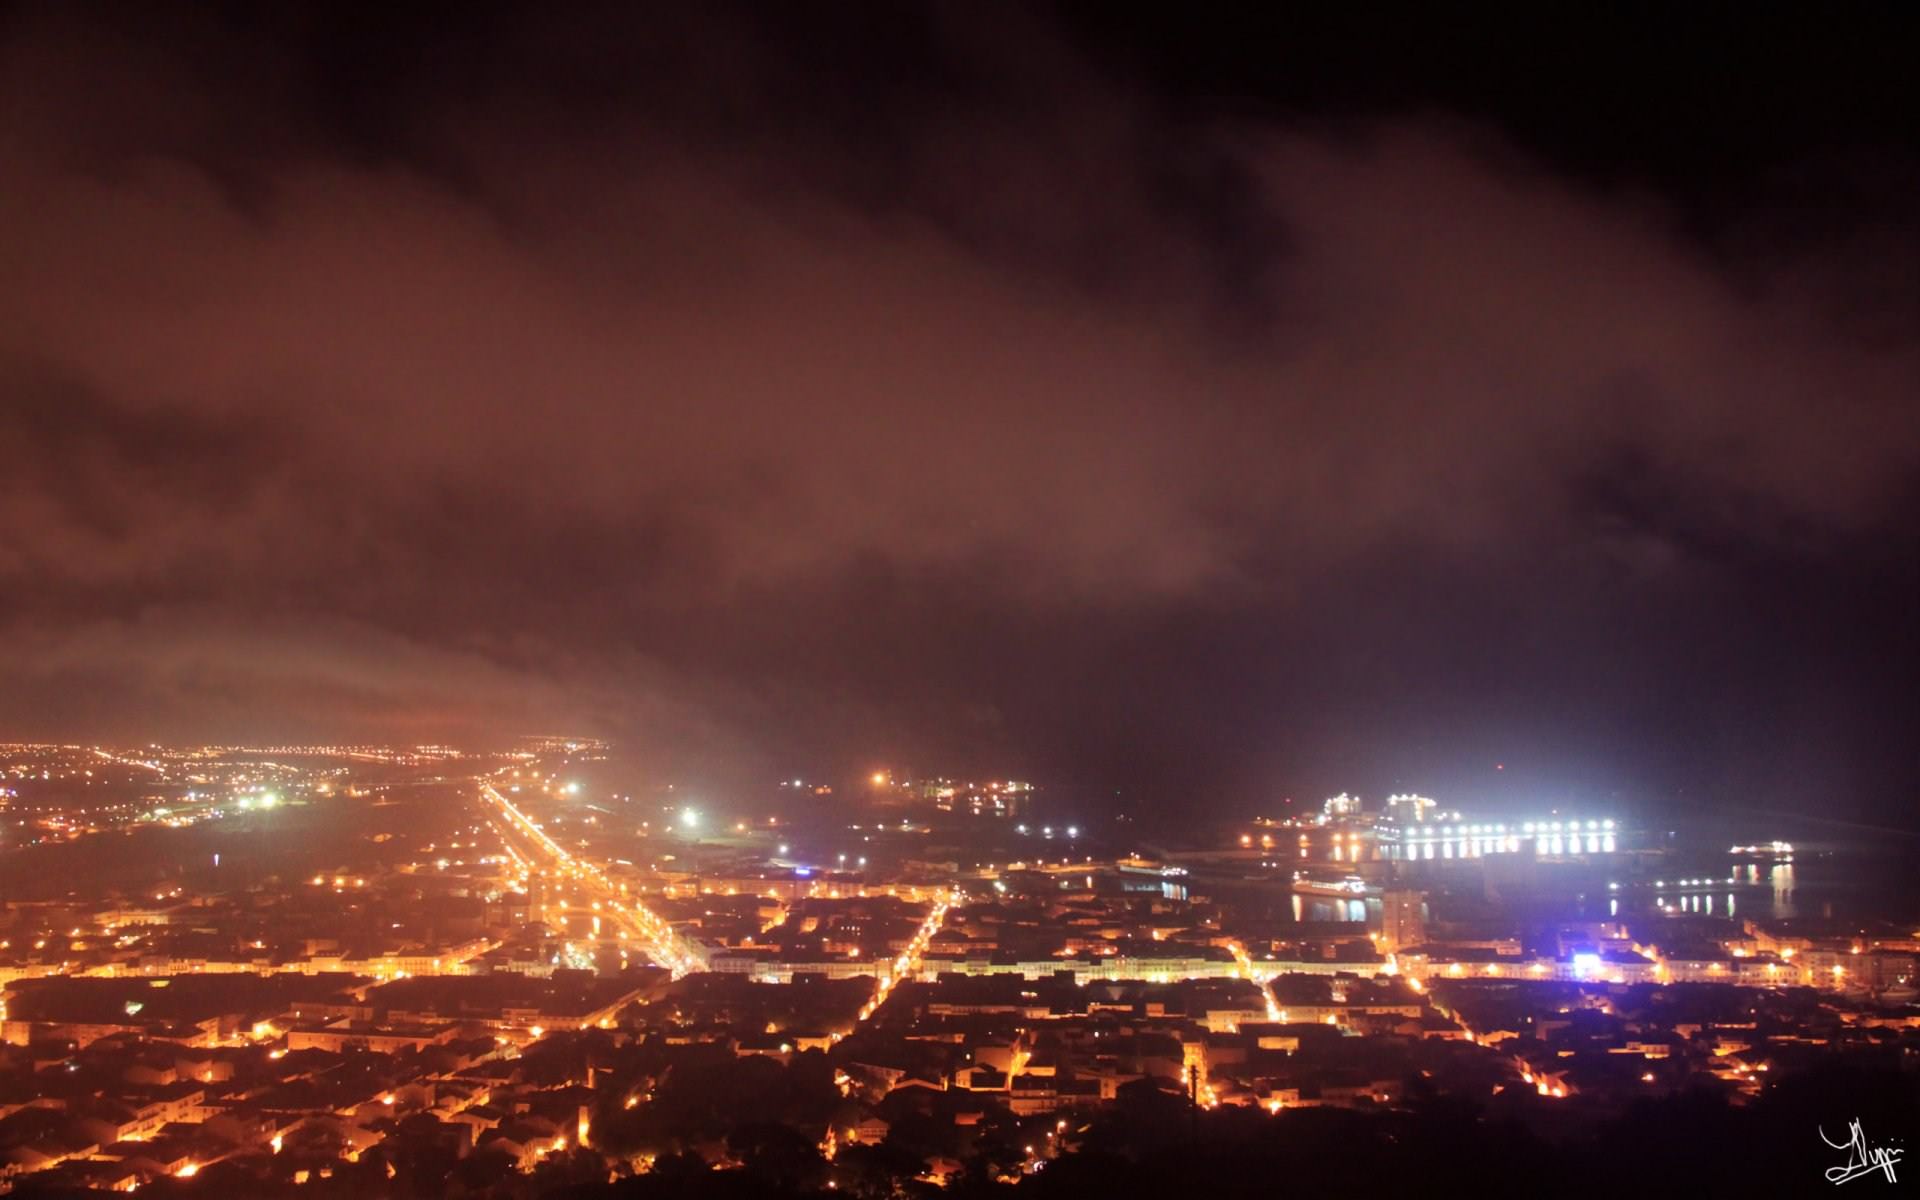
[0,750,1914,1194]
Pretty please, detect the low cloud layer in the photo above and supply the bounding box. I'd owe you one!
[2,4,1915,819]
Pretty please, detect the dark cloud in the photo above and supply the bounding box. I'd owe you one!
[0,2,1915,822]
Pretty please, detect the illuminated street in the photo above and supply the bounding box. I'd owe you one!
[477,778,702,978]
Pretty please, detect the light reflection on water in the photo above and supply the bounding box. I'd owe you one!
[1290,894,1370,923]
[1252,824,1910,928]
[1120,879,1188,903]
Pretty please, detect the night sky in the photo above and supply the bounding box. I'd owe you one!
[2,3,1916,825]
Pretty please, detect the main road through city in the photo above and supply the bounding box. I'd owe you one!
[476,777,703,977]
[476,773,956,1030]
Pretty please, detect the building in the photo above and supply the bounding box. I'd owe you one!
[1384,795,1436,826]
[1379,890,1426,953]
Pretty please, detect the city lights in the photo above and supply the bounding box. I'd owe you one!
[0,11,1904,1185]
